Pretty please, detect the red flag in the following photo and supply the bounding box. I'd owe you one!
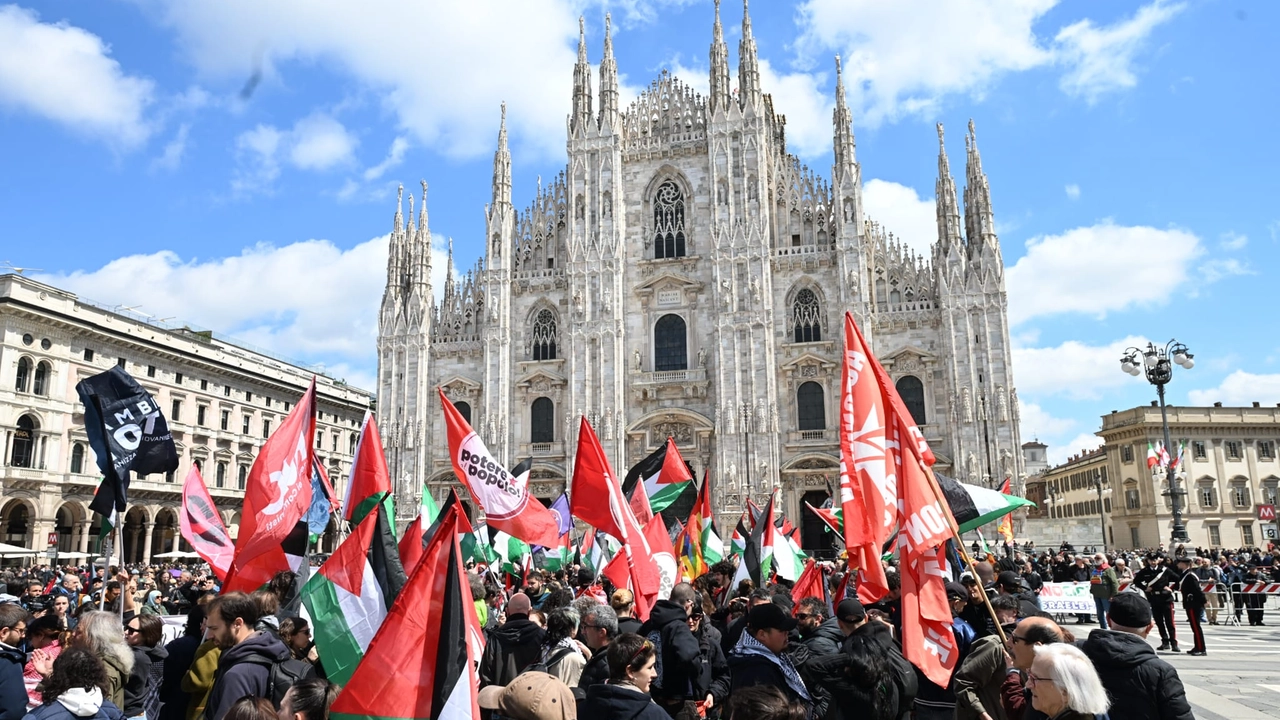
[790,559,827,615]
[398,522,424,576]
[438,389,559,547]
[600,549,631,594]
[224,379,317,593]
[892,400,959,687]
[838,313,890,602]
[659,437,695,484]
[629,482,654,527]
[570,417,661,617]
[330,504,481,720]
[641,512,677,617]
[345,412,391,524]
[179,466,233,581]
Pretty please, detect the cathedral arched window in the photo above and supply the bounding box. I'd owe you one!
[14,357,30,393]
[454,401,472,425]
[531,309,558,361]
[531,397,554,443]
[654,314,687,372]
[896,376,927,426]
[797,382,826,431]
[33,361,49,396]
[652,181,686,259]
[792,289,822,343]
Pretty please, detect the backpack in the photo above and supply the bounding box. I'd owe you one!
[645,630,665,692]
[525,646,576,676]
[243,655,315,706]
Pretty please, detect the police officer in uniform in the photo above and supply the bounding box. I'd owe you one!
[1175,556,1207,656]
[1132,552,1182,652]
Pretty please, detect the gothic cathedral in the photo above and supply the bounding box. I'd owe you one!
[376,2,1022,547]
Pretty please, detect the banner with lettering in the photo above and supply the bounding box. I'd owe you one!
[1038,582,1098,614]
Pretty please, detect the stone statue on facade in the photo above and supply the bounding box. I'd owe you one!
[633,349,642,372]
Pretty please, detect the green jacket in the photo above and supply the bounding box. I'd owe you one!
[1090,565,1120,599]
[181,640,221,720]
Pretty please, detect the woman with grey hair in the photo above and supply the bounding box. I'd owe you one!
[538,606,587,686]
[69,611,134,710]
[1028,643,1110,719]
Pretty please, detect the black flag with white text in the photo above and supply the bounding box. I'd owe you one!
[78,367,179,514]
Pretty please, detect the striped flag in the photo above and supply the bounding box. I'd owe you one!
[330,504,481,720]
[345,412,396,529]
[623,437,697,522]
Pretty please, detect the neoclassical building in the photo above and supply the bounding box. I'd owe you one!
[377,3,1023,549]
[0,273,372,563]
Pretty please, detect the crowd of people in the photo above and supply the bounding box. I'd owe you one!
[0,540,1271,720]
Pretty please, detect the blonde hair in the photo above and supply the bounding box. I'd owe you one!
[76,611,134,675]
[1034,643,1108,715]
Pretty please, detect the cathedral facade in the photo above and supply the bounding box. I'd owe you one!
[376,3,1023,549]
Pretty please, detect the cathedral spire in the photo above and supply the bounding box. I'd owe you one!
[492,103,511,207]
[571,16,593,134]
[445,236,455,293]
[415,180,432,289]
[935,123,963,258]
[963,119,1003,276]
[598,13,618,130]
[738,0,762,108]
[832,55,856,172]
[393,183,404,233]
[709,0,731,113]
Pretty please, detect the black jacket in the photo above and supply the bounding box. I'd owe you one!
[616,617,643,636]
[579,683,670,720]
[720,613,748,656]
[204,631,292,720]
[637,600,704,702]
[1133,565,1180,603]
[800,618,845,657]
[694,623,730,708]
[479,615,547,688]
[158,634,201,720]
[577,649,610,692]
[1079,630,1194,720]
[0,644,25,720]
[124,642,167,717]
[1178,571,1206,607]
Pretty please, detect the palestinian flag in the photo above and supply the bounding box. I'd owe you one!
[763,498,805,582]
[623,437,697,523]
[542,532,573,572]
[492,530,531,577]
[330,504,481,720]
[934,473,1035,533]
[804,502,844,541]
[345,412,396,529]
[579,531,606,577]
[677,471,723,579]
[301,498,406,688]
[398,485,440,572]
[731,497,770,589]
[731,515,749,556]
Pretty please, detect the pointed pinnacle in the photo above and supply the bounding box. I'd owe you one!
[743,0,753,36]
[604,13,613,55]
[577,16,587,60]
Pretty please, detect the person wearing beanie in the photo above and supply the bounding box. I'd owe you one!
[480,593,548,689]
[1078,593,1194,720]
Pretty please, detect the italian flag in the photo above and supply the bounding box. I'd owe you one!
[301,505,404,688]
[1147,442,1160,470]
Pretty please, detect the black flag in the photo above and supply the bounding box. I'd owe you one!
[77,367,178,515]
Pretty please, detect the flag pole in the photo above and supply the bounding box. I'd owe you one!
[920,464,1009,644]
[98,520,109,611]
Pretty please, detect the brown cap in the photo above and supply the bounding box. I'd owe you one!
[477,672,576,720]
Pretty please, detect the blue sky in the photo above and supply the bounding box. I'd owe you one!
[2,0,1277,466]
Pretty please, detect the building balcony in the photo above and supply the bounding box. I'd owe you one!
[632,367,709,401]
[785,429,837,447]
[523,442,565,458]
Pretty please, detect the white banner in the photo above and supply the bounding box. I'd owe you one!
[1038,582,1097,614]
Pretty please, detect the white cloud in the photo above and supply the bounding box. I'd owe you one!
[796,0,1055,125]
[861,179,936,257]
[758,59,833,159]
[289,113,357,170]
[1055,0,1185,103]
[1198,258,1250,284]
[35,235,454,385]
[795,0,1182,125]
[1048,433,1103,466]
[1220,231,1247,250]
[1012,335,1150,401]
[0,5,154,147]
[363,136,410,182]
[151,123,191,172]
[1019,401,1077,441]
[153,0,583,159]
[1006,221,1203,325]
[1065,183,1080,200]
[1188,371,1280,407]
[232,124,284,195]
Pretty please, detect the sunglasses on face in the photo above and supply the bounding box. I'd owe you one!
[124,627,140,635]
[795,613,817,620]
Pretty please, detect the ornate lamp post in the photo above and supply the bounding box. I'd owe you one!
[1119,340,1195,544]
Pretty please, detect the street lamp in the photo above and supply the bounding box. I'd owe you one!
[1119,340,1195,544]
[1093,468,1107,551]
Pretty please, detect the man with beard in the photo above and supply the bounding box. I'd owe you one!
[201,592,295,720]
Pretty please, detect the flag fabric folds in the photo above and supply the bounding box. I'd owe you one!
[623,437,697,520]
[676,471,721,580]
[790,558,827,614]
[224,379,317,593]
[569,417,662,618]
[932,474,1035,533]
[179,467,234,581]
[398,485,440,572]
[344,412,395,528]
[438,389,560,547]
[731,496,770,590]
[330,504,481,720]
[996,478,1015,545]
[77,366,179,515]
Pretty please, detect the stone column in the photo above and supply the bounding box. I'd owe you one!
[78,521,92,554]
[142,522,155,565]
[127,527,142,564]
